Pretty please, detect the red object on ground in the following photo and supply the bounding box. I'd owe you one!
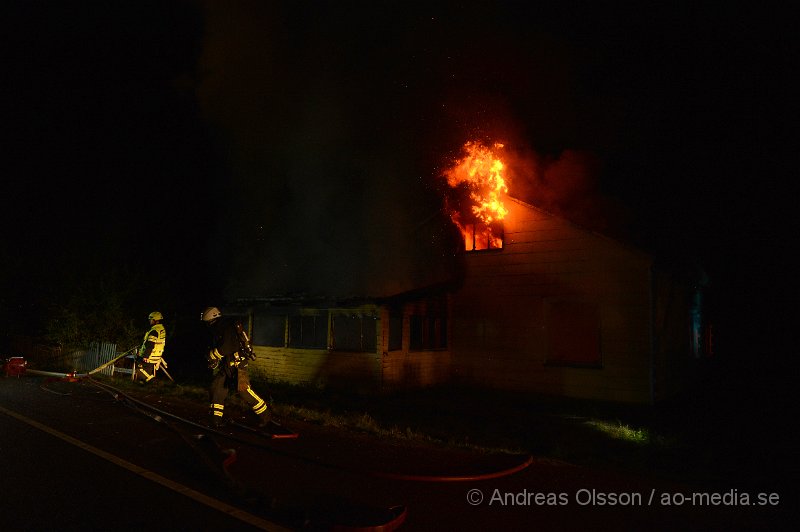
[5,357,27,377]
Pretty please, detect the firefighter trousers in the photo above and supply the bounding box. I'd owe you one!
[208,368,269,422]
[136,358,159,383]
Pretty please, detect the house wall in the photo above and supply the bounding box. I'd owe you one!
[250,345,383,391]
[380,297,452,389]
[451,198,656,403]
[247,301,452,391]
[246,305,382,391]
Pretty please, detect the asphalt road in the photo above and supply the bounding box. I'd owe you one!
[0,378,282,531]
[0,375,792,531]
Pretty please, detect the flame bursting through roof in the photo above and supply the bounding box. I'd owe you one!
[443,141,509,250]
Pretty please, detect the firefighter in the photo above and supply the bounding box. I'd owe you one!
[136,311,166,384]
[201,306,271,428]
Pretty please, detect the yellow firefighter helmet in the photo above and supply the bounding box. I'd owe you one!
[148,311,163,321]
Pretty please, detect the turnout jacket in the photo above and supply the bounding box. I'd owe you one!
[139,323,166,362]
[207,317,247,377]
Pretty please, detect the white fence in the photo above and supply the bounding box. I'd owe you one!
[73,341,119,376]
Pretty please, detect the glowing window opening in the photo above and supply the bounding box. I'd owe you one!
[464,222,504,251]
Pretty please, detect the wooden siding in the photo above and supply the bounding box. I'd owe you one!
[379,299,453,389]
[246,301,453,391]
[249,346,382,390]
[381,350,452,388]
[451,198,655,403]
[246,305,383,390]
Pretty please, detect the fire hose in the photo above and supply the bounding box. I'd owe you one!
[87,347,137,375]
[84,377,408,531]
[19,372,534,531]
[26,359,533,485]
[85,377,532,483]
[22,350,533,486]
[86,378,244,493]
[15,363,415,530]
[23,346,137,381]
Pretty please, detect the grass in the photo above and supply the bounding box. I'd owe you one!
[583,419,676,447]
[187,379,672,455]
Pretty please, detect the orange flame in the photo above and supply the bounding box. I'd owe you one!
[443,141,508,250]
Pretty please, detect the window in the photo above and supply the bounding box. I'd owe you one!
[409,315,424,350]
[546,300,601,366]
[388,314,402,351]
[430,316,447,349]
[332,314,377,352]
[288,313,328,348]
[252,313,286,347]
[409,314,447,351]
[464,222,503,251]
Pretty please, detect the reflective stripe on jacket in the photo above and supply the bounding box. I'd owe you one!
[140,324,166,361]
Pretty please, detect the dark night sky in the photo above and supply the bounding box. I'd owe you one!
[1,1,794,356]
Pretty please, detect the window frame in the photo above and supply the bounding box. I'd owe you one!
[331,313,378,352]
[463,222,504,252]
[409,313,448,352]
[287,311,329,349]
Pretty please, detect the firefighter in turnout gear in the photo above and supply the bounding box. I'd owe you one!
[201,306,271,428]
[136,311,166,383]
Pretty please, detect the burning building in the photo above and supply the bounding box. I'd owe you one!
[449,193,704,403]
[226,141,705,404]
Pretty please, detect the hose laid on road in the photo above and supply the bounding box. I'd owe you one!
[18,371,406,531]
[372,454,534,483]
[85,377,533,483]
[34,372,115,401]
[32,361,532,482]
[84,377,407,531]
[86,377,245,493]
[26,369,87,379]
